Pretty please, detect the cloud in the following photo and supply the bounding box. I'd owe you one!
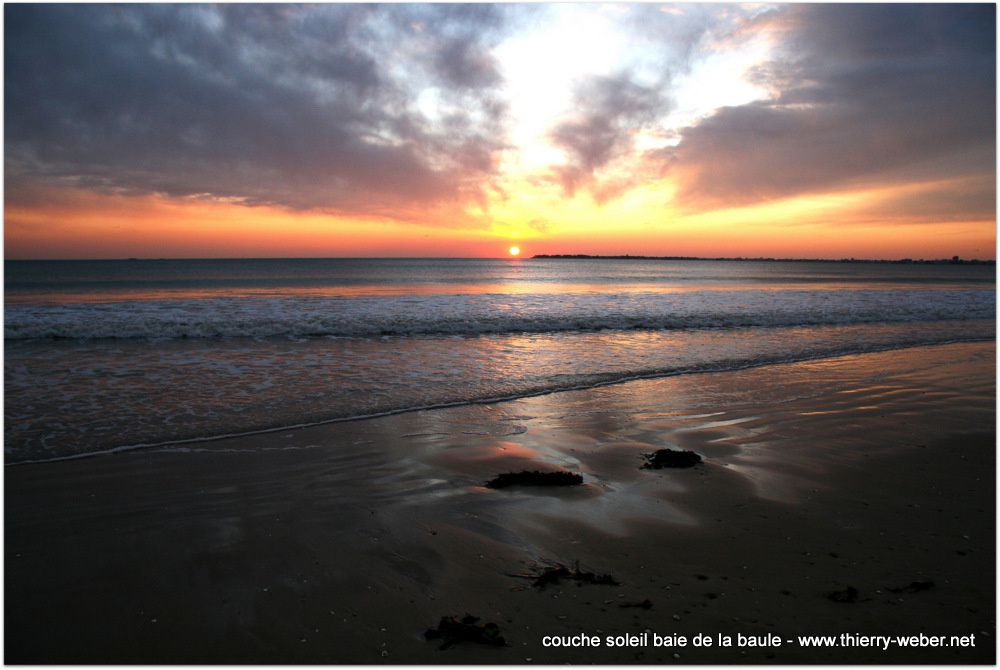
[7,2,993,231]
[4,4,517,217]
[527,217,549,233]
[547,73,668,198]
[539,3,766,204]
[626,3,768,72]
[849,174,996,226]
[665,4,995,213]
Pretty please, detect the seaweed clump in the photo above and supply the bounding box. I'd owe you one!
[642,449,702,469]
[619,599,653,609]
[887,580,934,594]
[827,586,860,603]
[486,470,583,489]
[424,615,507,650]
[521,561,619,589]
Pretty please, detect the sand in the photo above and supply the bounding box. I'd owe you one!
[5,341,995,664]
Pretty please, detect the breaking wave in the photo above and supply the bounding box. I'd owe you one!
[5,288,994,340]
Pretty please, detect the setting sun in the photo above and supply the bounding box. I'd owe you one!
[509,246,521,256]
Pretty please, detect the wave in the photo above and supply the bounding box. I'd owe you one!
[5,288,994,340]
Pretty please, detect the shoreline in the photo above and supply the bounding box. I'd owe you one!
[6,335,994,467]
[6,341,995,663]
[532,254,995,265]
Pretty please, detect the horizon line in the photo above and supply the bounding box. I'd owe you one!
[4,254,996,264]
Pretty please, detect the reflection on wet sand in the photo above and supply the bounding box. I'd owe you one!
[5,342,994,663]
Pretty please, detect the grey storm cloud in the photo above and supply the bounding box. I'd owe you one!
[666,4,996,211]
[4,4,518,215]
[549,73,668,198]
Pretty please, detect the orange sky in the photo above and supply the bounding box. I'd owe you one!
[6,177,994,260]
[5,4,996,260]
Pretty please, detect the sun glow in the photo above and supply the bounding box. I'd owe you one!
[509,246,521,256]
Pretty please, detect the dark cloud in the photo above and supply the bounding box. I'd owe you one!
[667,4,996,212]
[548,73,667,198]
[4,4,516,216]
[417,4,509,90]
[434,36,503,90]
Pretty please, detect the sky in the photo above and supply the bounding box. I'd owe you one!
[4,3,996,259]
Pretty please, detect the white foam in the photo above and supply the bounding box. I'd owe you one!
[4,288,995,340]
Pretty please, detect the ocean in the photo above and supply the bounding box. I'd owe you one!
[5,257,995,464]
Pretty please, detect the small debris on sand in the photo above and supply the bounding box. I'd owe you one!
[887,580,935,594]
[827,586,860,603]
[620,599,653,609]
[424,615,507,650]
[641,449,702,469]
[486,470,583,488]
[510,561,619,589]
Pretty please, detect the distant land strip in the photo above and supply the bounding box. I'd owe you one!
[531,254,995,265]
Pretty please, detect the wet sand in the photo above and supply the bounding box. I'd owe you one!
[5,341,995,663]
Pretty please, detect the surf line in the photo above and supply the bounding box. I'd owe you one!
[7,337,991,467]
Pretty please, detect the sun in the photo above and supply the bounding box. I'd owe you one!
[509,245,521,256]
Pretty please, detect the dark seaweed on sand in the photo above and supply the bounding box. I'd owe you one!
[619,598,653,609]
[424,615,507,650]
[486,470,583,488]
[887,580,935,594]
[511,560,619,589]
[642,449,702,469]
[827,586,860,603]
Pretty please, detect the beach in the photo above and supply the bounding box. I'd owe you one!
[6,3,997,664]
[6,341,994,664]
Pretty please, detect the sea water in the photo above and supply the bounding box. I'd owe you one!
[5,258,994,463]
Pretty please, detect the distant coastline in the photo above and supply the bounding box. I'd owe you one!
[4,255,996,264]
[532,254,995,265]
